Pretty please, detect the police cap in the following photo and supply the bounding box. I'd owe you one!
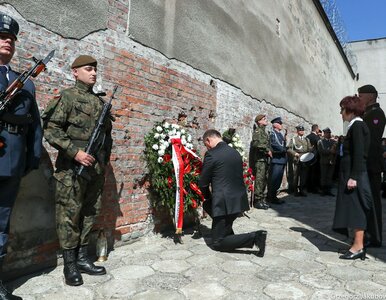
[255,114,266,123]
[296,125,304,131]
[71,55,97,69]
[0,13,19,40]
[322,127,331,133]
[271,117,282,125]
[358,84,377,95]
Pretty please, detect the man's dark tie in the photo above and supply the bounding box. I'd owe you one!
[0,65,9,91]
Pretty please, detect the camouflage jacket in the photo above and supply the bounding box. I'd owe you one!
[250,125,270,162]
[42,81,112,174]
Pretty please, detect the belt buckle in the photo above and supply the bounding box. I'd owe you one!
[7,123,18,134]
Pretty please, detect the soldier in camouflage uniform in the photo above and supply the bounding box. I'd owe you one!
[42,55,112,286]
[250,114,272,209]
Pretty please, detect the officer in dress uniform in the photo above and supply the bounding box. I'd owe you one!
[358,84,386,247]
[317,127,337,196]
[0,13,42,300]
[287,125,312,196]
[42,55,112,286]
[267,117,287,204]
[249,114,272,209]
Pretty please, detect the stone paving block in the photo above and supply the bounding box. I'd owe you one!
[346,280,386,296]
[299,271,342,289]
[224,292,271,300]
[326,265,373,281]
[110,265,154,280]
[38,286,94,300]
[221,274,267,293]
[183,265,228,283]
[151,259,191,273]
[309,289,354,300]
[185,253,225,266]
[96,279,138,299]
[221,260,259,275]
[131,289,185,300]
[121,252,160,266]
[181,281,228,299]
[256,266,299,282]
[264,282,312,300]
[140,273,191,291]
[158,249,193,260]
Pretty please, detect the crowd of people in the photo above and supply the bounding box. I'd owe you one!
[249,84,385,261]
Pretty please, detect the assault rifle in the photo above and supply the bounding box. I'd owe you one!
[0,50,55,112]
[75,85,118,180]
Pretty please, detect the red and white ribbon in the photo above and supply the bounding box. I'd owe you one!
[170,137,200,234]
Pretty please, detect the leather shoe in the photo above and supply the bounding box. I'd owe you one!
[254,230,267,257]
[0,280,22,300]
[254,202,268,210]
[269,197,285,204]
[299,191,307,197]
[325,191,335,197]
[262,201,271,209]
[339,249,366,260]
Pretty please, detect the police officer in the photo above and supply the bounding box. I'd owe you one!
[250,114,272,209]
[267,117,287,204]
[0,13,42,300]
[306,124,321,193]
[287,125,312,196]
[358,84,386,247]
[42,55,112,286]
[317,127,337,196]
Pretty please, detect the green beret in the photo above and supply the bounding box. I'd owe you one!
[255,114,266,123]
[0,13,19,40]
[358,84,377,95]
[71,55,97,68]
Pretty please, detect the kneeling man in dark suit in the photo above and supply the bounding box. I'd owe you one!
[199,129,267,256]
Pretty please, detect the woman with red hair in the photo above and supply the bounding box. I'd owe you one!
[332,95,373,260]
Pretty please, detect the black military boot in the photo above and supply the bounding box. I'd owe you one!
[63,249,83,286]
[77,246,106,275]
[0,281,22,300]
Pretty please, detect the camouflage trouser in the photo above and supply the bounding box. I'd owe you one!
[253,160,268,202]
[54,169,105,250]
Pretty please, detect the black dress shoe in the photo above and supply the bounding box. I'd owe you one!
[254,230,267,257]
[299,191,307,197]
[269,197,285,204]
[325,191,335,197]
[339,249,366,260]
[254,202,268,210]
[0,281,22,300]
[262,201,271,209]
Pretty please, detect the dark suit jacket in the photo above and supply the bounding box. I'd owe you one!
[0,68,42,177]
[199,141,249,218]
[363,103,386,173]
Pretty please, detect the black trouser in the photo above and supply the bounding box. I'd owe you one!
[0,176,21,258]
[366,171,383,246]
[211,214,255,252]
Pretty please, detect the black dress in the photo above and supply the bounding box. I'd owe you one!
[332,120,373,236]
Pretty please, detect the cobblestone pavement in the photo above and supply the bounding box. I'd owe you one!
[9,191,386,299]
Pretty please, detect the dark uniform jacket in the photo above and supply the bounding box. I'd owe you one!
[363,103,386,173]
[270,130,287,164]
[199,141,249,218]
[0,68,42,177]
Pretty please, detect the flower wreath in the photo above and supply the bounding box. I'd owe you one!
[144,121,203,233]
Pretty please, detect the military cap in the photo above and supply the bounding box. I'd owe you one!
[358,84,377,95]
[71,55,97,68]
[322,127,331,133]
[296,125,304,131]
[0,13,19,40]
[271,117,282,125]
[255,114,266,123]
